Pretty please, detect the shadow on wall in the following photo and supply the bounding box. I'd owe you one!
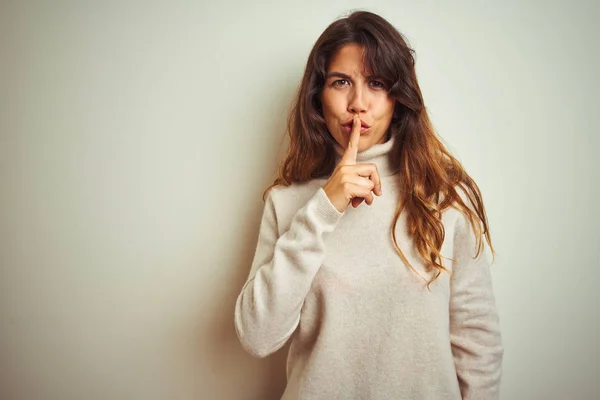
[195,142,291,398]
[201,203,291,399]
[194,73,298,399]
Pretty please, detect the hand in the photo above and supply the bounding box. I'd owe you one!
[322,115,382,213]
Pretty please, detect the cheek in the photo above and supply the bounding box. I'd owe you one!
[321,91,345,116]
[373,98,395,121]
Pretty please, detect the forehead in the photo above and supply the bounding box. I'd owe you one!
[327,43,369,75]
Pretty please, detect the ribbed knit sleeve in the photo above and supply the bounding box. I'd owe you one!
[449,211,504,399]
[234,187,344,358]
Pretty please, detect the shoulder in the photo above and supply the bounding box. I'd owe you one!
[263,178,327,223]
[446,183,492,261]
[440,184,473,224]
[439,183,488,257]
[266,179,326,205]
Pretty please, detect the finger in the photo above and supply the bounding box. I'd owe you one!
[340,115,361,165]
[344,175,375,192]
[370,166,382,196]
[352,191,374,207]
[349,163,382,196]
[348,181,375,207]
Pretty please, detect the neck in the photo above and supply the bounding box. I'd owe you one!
[333,135,400,177]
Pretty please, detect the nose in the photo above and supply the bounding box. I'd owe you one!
[347,85,367,114]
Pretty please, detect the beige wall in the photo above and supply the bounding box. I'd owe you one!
[1,1,598,399]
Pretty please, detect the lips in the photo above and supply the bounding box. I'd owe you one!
[342,119,371,129]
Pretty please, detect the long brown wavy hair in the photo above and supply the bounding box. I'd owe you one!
[262,10,495,287]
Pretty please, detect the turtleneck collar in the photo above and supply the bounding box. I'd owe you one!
[332,134,400,178]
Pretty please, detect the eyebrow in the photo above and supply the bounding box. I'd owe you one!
[325,71,382,80]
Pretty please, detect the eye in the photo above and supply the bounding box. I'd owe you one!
[332,79,350,87]
[369,80,386,89]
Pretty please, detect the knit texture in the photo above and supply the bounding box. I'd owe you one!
[234,135,503,399]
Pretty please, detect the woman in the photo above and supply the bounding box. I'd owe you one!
[234,10,503,400]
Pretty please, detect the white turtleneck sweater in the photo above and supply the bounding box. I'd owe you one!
[234,135,503,399]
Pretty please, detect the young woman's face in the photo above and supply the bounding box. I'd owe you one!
[320,43,395,152]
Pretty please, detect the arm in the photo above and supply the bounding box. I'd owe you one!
[449,211,504,399]
[234,187,343,358]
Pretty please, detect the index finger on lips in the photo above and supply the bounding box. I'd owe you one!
[340,115,361,165]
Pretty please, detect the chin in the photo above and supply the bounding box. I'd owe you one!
[358,142,373,151]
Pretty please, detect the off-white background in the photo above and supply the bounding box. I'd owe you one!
[1,0,598,399]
